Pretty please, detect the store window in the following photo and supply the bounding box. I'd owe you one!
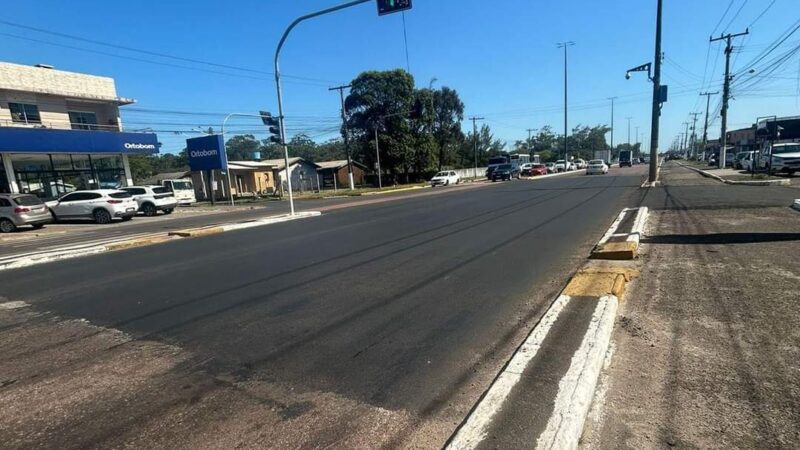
[0,158,10,194]
[11,153,127,200]
[68,111,98,130]
[9,103,41,124]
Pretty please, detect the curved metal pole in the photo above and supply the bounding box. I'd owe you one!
[274,0,370,215]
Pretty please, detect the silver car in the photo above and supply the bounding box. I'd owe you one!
[0,193,53,233]
[49,190,138,224]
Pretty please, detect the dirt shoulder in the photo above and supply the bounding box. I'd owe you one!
[582,205,800,449]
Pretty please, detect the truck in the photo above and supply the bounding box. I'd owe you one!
[618,150,632,167]
[162,179,196,205]
[594,150,610,165]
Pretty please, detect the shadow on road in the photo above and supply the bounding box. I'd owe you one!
[643,232,800,245]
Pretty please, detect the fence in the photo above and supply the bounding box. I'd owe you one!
[452,167,488,179]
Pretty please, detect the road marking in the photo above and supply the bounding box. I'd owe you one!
[536,295,618,450]
[445,294,572,450]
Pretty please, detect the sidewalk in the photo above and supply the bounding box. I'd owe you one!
[679,161,794,185]
[582,203,800,448]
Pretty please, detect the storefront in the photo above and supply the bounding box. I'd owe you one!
[0,127,159,199]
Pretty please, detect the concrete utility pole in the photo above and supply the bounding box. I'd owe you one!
[608,97,617,164]
[648,0,663,183]
[526,128,537,153]
[635,126,640,155]
[711,29,749,168]
[682,122,690,157]
[329,84,355,190]
[626,117,632,146]
[557,41,575,165]
[689,112,701,158]
[700,91,718,160]
[469,116,484,178]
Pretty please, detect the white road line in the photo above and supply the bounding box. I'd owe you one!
[445,295,572,450]
[535,295,618,450]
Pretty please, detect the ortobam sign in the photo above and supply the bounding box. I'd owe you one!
[186,134,228,171]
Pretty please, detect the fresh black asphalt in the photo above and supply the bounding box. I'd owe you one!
[0,167,651,447]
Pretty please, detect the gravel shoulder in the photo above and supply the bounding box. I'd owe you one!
[581,204,800,449]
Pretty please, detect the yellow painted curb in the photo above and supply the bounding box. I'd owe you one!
[590,241,638,260]
[105,236,173,251]
[563,267,638,298]
[168,226,225,237]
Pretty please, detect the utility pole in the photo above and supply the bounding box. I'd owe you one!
[689,112,701,158]
[558,41,575,165]
[469,116,484,178]
[635,125,640,155]
[526,128,537,153]
[626,117,632,146]
[608,97,617,164]
[711,28,749,168]
[648,0,663,182]
[329,84,355,189]
[682,121,690,157]
[700,91,718,160]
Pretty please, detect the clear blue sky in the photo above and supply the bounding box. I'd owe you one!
[2,0,799,154]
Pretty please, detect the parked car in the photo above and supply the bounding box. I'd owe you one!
[545,162,556,173]
[48,190,138,224]
[430,170,460,187]
[767,143,800,175]
[526,163,548,176]
[519,163,533,175]
[121,185,178,216]
[491,163,520,181]
[574,159,587,169]
[734,151,753,170]
[0,193,52,233]
[554,160,570,172]
[162,179,196,205]
[586,159,609,175]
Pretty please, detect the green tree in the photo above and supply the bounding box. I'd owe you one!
[225,134,261,161]
[431,87,465,170]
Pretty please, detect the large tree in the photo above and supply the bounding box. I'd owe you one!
[225,134,261,161]
[431,87,465,170]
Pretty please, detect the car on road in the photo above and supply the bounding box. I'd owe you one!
[767,143,800,175]
[574,159,587,170]
[490,163,520,181]
[524,163,548,176]
[519,163,533,175]
[430,171,460,187]
[555,159,575,172]
[586,159,609,175]
[619,150,633,167]
[0,193,52,233]
[545,162,556,173]
[121,185,178,216]
[48,190,138,224]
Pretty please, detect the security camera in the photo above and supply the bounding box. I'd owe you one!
[625,72,631,80]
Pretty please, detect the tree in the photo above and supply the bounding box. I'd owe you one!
[458,124,505,167]
[225,134,261,161]
[431,87,465,170]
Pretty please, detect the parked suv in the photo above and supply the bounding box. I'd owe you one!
[121,185,178,216]
[491,163,520,181]
[0,193,52,233]
[48,190,138,224]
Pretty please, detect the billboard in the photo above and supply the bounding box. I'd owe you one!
[0,127,159,154]
[187,134,228,171]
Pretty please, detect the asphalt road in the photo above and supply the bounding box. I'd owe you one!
[0,166,649,449]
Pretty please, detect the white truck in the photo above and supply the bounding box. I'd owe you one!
[767,143,800,175]
[162,179,196,205]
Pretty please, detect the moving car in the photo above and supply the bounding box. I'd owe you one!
[162,179,196,205]
[490,163,520,181]
[430,170,460,187]
[49,190,138,224]
[121,185,179,216]
[0,193,52,233]
[586,159,609,175]
[574,159,587,169]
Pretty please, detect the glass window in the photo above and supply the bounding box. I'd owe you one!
[151,187,169,194]
[123,187,146,195]
[68,111,98,130]
[13,195,43,206]
[0,198,11,207]
[172,180,192,190]
[9,103,41,124]
[108,191,131,199]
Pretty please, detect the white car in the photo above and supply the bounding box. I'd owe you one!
[586,159,609,175]
[430,170,460,186]
[574,159,587,169]
[121,185,178,216]
[49,190,138,224]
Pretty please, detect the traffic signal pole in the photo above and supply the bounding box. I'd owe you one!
[274,0,372,215]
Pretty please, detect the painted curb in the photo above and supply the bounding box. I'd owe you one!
[590,207,648,261]
[678,162,791,186]
[168,226,225,237]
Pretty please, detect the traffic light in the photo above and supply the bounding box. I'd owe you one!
[260,111,282,144]
[376,0,412,16]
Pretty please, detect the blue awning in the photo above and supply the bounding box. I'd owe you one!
[0,127,159,155]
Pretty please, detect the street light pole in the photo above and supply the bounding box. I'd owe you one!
[608,97,617,164]
[626,117,632,147]
[648,0,663,182]
[273,0,371,216]
[374,127,382,188]
[558,41,575,166]
[469,116,484,178]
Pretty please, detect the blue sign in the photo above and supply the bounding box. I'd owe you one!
[0,127,159,154]
[187,134,228,171]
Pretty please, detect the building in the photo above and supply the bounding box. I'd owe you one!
[315,160,367,189]
[727,126,757,154]
[0,62,159,199]
[260,157,320,192]
[189,160,277,201]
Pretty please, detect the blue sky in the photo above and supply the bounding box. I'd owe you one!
[2,0,799,154]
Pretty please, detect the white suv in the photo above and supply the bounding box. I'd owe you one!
[121,185,178,216]
[49,190,138,224]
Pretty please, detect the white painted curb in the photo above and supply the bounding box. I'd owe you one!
[219,211,321,232]
[536,295,618,450]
